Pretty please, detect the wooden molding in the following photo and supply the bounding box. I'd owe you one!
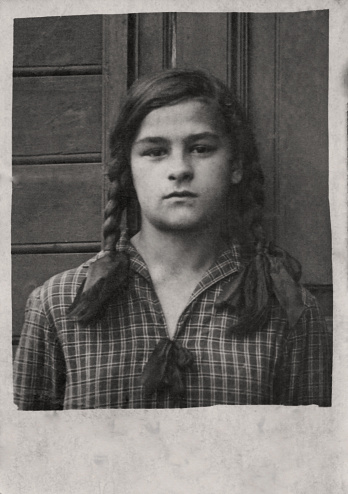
[227,13,250,113]
[13,153,101,165]
[273,13,281,243]
[12,242,101,255]
[163,13,177,69]
[13,65,102,77]
[102,14,129,235]
[127,14,140,84]
[102,14,128,164]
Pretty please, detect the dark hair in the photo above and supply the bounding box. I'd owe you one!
[69,69,267,325]
[103,68,264,257]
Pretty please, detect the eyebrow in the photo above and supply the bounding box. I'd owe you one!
[133,132,221,146]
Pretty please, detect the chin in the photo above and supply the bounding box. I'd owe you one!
[151,214,214,233]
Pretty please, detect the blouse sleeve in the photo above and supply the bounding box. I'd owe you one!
[13,287,66,411]
[274,300,332,407]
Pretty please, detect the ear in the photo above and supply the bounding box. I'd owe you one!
[231,165,243,185]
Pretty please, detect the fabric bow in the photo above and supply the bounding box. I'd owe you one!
[68,251,129,326]
[215,242,305,333]
[141,339,194,400]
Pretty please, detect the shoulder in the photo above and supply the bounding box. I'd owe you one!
[268,283,327,335]
[28,253,101,322]
[299,285,321,310]
[270,283,323,314]
[292,284,328,335]
[299,285,327,324]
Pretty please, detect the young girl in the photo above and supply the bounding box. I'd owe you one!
[13,69,332,409]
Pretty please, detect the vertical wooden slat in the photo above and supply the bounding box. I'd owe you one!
[176,13,228,82]
[249,14,278,242]
[127,14,140,84]
[277,11,330,284]
[102,15,128,163]
[249,11,330,284]
[227,13,250,113]
[102,14,129,232]
[137,14,165,76]
[274,13,281,244]
[163,13,177,69]
[170,13,177,69]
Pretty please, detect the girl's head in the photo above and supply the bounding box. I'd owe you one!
[70,69,266,325]
[104,69,264,252]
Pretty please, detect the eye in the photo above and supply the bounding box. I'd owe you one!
[191,144,216,155]
[142,148,167,158]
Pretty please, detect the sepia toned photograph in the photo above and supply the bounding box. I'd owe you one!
[11,11,332,410]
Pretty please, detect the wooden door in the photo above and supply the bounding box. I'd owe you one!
[12,15,127,348]
[12,11,331,352]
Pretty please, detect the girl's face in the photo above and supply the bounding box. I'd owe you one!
[130,99,242,234]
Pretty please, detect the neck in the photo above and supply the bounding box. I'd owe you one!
[131,222,226,277]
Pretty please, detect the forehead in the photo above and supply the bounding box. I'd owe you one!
[134,100,224,140]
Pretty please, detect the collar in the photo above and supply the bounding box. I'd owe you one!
[115,229,244,295]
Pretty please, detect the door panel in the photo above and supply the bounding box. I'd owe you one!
[13,15,102,68]
[12,163,103,244]
[13,76,102,157]
[249,11,330,284]
[249,14,278,241]
[277,11,330,284]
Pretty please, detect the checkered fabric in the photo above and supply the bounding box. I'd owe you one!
[13,231,332,409]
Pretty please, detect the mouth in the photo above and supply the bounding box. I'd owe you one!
[164,191,198,199]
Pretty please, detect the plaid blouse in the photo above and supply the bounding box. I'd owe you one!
[13,232,332,409]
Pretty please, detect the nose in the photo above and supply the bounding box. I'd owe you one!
[168,151,193,182]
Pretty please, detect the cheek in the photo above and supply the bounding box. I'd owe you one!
[130,158,145,194]
[130,165,140,191]
[130,166,154,205]
[203,157,233,190]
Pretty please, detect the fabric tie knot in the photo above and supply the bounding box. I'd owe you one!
[141,339,194,401]
[216,243,305,333]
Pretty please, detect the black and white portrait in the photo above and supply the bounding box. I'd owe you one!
[2,2,346,492]
[11,11,332,410]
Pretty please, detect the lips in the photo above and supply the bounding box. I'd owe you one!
[164,191,198,199]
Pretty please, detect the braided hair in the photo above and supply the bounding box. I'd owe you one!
[70,69,276,325]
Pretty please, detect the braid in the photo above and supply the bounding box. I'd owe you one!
[67,159,131,325]
[222,99,266,259]
[217,107,304,332]
[102,158,133,252]
[103,177,125,253]
[238,159,266,258]
[219,139,304,334]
